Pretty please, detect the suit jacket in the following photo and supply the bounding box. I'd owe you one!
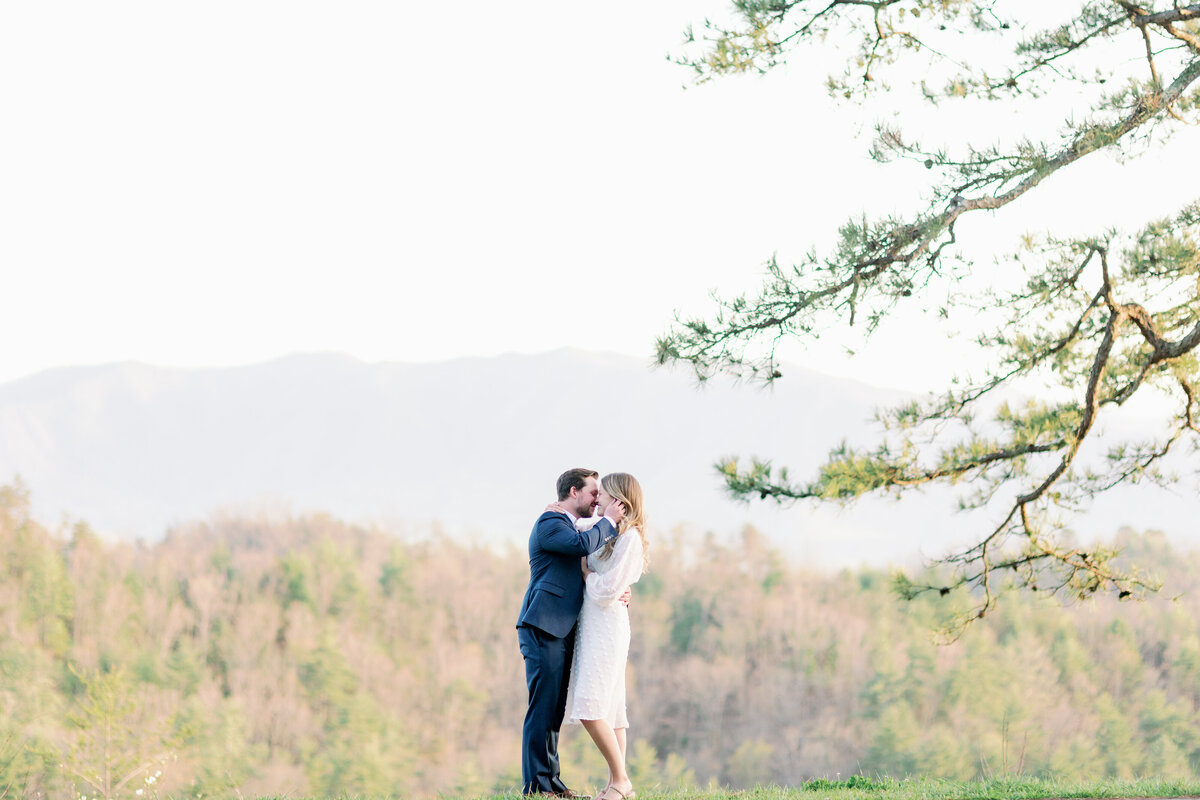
[516,511,617,639]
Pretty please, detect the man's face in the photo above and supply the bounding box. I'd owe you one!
[570,477,600,518]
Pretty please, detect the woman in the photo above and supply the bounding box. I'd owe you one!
[565,473,648,800]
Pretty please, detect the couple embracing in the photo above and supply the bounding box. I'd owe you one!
[517,468,649,800]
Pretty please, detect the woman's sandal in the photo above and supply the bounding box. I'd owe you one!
[597,785,635,800]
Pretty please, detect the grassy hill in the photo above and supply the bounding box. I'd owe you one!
[1,483,1199,798]
[249,777,1200,800]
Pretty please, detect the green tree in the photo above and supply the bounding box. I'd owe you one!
[724,738,775,788]
[63,666,182,800]
[1095,692,1139,778]
[659,1,1200,630]
[1138,690,1197,777]
[627,739,697,790]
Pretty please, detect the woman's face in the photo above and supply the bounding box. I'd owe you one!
[596,486,615,516]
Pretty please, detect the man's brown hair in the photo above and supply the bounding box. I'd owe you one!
[556,468,599,501]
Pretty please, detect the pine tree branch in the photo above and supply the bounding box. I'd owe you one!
[659,59,1200,381]
[1127,2,1200,26]
[1123,2,1200,54]
[670,5,1199,630]
[966,56,1200,213]
[991,11,1127,92]
[918,278,1106,422]
[1007,252,1121,508]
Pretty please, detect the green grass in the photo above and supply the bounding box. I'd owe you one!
[248,775,1200,800]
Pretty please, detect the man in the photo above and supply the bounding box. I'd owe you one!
[517,468,625,797]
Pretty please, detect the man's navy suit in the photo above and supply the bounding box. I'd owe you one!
[516,511,617,795]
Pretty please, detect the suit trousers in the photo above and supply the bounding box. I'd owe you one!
[518,624,576,794]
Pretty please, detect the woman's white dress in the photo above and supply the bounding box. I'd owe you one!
[567,528,644,729]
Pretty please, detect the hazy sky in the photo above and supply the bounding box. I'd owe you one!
[3,2,1196,390]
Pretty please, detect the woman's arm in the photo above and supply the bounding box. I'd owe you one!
[584,533,644,607]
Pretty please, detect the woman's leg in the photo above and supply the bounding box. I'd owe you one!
[598,727,628,792]
[581,719,633,798]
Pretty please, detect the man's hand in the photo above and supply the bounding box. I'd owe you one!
[619,588,632,607]
[581,556,593,578]
[606,500,626,525]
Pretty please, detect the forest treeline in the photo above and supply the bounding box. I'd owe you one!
[1,482,1198,799]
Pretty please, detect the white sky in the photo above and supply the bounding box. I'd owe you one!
[2,1,1197,391]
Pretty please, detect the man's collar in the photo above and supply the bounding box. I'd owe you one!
[563,509,578,523]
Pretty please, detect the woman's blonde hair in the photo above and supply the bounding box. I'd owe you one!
[597,472,649,569]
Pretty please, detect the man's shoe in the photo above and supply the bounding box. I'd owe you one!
[523,789,586,799]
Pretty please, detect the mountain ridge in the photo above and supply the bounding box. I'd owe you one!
[0,350,1191,567]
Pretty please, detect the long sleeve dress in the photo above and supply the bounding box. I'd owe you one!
[566,528,644,729]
